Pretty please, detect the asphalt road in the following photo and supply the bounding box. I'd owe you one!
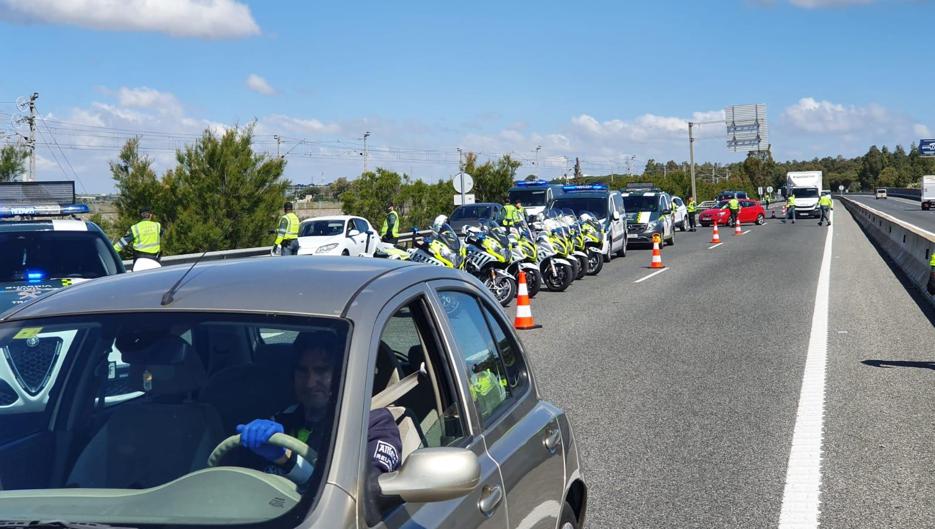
[847,194,935,233]
[512,203,935,528]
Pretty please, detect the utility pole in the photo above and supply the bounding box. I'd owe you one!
[273,135,281,158]
[362,131,371,173]
[688,121,696,203]
[535,145,541,175]
[26,92,38,182]
[456,148,465,205]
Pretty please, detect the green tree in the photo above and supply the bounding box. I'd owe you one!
[399,177,453,230]
[462,152,520,203]
[341,168,403,228]
[0,145,28,182]
[110,138,165,256]
[161,126,288,254]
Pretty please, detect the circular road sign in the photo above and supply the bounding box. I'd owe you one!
[453,172,474,194]
[838,184,844,192]
[767,186,774,193]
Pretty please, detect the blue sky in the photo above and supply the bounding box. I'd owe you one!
[0,0,932,192]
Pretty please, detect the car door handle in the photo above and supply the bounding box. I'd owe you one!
[478,484,503,516]
[543,428,561,453]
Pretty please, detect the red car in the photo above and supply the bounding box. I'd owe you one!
[698,199,766,227]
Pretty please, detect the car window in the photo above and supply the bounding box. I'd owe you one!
[0,232,118,282]
[673,197,683,207]
[354,218,371,233]
[741,200,755,208]
[300,219,345,237]
[437,291,519,426]
[613,193,624,214]
[377,302,467,450]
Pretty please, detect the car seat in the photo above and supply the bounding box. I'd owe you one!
[371,341,426,461]
[66,335,223,489]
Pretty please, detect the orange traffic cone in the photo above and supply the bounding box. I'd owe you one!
[735,220,743,236]
[649,235,665,269]
[514,271,541,330]
[710,221,721,244]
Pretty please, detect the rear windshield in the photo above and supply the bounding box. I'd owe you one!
[0,231,121,282]
[0,312,350,526]
[451,205,496,220]
[622,195,659,212]
[551,197,608,217]
[300,219,345,237]
[508,189,548,206]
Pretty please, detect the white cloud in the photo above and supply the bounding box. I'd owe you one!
[115,87,183,115]
[0,0,260,39]
[245,74,276,96]
[784,97,890,133]
[570,110,725,142]
[914,124,932,138]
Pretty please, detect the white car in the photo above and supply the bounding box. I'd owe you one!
[670,196,689,231]
[297,215,379,256]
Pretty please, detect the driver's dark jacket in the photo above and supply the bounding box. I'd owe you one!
[261,406,402,483]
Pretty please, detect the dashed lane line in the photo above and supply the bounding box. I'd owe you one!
[633,268,669,283]
[708,243,723,250]
[777,223,833,529]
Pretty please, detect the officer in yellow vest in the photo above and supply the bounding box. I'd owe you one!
[783,193,796,224]
[114,207,162,262]
[818,193,833,226]
[503,200,525,227]
[686,196,697,232]
[274,202,300,256]
[928,251,935,295]
[380,204,400,245]
[728,196,741,226]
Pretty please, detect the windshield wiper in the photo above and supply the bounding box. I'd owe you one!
[0,522,135,529]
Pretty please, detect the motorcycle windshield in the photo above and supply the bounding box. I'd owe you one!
[480,219,511,248]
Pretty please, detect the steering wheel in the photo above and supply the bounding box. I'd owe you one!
[207,432,318,468]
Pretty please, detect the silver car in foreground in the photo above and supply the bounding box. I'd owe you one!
[0,257,586,528]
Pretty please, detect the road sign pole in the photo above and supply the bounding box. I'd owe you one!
[689,122,697,203]
[460,172,465,205]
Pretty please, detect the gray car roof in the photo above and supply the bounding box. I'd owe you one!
[1,256,465,321]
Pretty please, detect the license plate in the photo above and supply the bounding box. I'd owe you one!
[627,233,639,239]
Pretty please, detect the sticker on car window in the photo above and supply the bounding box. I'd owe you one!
[13,327,43,340]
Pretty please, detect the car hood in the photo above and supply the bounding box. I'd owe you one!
[625,211,661,224]
[699,208,727,217]
[297,234,344,250]
[1,279,89,314]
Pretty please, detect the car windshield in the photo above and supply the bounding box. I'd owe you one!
[0,231,120,283]
[509,189,548,206]
[793,188,819,198]
[551,197,608,217]
[300,219,345,237]
[622,195,658,212]
[0,312,349,526]
[450,205,495,220]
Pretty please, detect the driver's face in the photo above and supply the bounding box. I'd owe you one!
[294,348,334,412]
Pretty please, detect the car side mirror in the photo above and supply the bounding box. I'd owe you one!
[347,229,361,237]
[378,447,480,502]
[612,211,621,221]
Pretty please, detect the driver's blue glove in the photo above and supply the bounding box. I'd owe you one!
[236,419,286,462]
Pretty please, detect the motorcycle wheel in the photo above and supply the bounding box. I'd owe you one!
[586,250,603,275]
[575,255,588,280]
[567,257,581,281]
[523,268,542,298]
[543,262,573,292]
[484,275,517,307]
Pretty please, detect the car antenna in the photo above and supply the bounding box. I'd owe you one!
[161,251,208,306]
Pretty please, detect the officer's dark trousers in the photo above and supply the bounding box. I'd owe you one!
[688,212,696,231]
[785,206,796,223]
[382,235,398,246]
[819,206,831,225]
[281,239,299,256]
[729,210,739,226]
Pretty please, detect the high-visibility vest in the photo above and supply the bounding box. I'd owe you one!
[930,252,935,267]
[687,199,696,213]
[503,204,518,225]
[131,220,161,255]
[728,198,740,211]
[788,196,796,207]
[819,195,833,208]
[381,211,399,238]
[275,212,300,245]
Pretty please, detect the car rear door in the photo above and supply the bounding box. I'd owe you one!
[739,201,756,223]
[352,218,374,255]
[610,193,626,250]
[432,287,566,529]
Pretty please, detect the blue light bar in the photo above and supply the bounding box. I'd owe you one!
[514,180,549,187]
[26,270,46,281]
[0,203,89,218]
[562,183,608,192]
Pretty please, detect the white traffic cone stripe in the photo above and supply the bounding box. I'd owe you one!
[518,281,528,296]
[516,304,532,318]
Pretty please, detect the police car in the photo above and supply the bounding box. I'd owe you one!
[508,180,565,220]
[620,183,676,246]
[0,182,126,314]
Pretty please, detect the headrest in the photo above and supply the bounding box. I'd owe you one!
[117,332,188,366]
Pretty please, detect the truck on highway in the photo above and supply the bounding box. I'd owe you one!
[922,175,935,210]
[786,171,823,218]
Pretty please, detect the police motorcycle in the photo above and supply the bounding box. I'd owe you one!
[462,219,518,307]
[406,217,466,269]
[559,207,591,280]
[505,219,543,298]
[372,241,411,260]
[578,210,606,275]
[543,208,582,281]
[530,212,576,292]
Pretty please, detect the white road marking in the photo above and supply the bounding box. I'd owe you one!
[742,230,752,235]
[708,243,723,250]
[634,268,669,283]
[778,223,833,529]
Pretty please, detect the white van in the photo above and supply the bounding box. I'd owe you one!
[876,188,888,199]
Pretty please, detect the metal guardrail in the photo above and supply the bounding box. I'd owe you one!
[124,229,434,268]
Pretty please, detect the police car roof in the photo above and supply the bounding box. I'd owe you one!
[0,219,99,232]
[0,256,462,321]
